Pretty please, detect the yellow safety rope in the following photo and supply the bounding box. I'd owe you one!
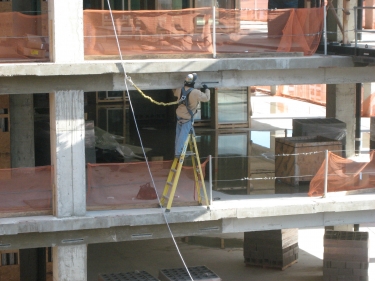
[126,76,178,106]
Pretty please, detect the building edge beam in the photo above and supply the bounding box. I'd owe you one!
[1,209,374,251]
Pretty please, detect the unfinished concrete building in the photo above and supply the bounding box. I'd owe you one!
[0,0,375,280]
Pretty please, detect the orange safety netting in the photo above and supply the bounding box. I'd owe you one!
[0,12,48,61]
[86,158,209,210]
[84,7,324,57]
[308,151,375,196]
[270,84,375,117]
[275,84,326,106]
[362,92,375,117]
[0,166,52,213]
[84,8,214,55]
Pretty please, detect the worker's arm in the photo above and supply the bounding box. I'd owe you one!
[173,88,181,99]
[193,88,210,102]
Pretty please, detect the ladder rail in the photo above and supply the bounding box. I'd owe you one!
[191,134,210,208]
[161,130,210,212]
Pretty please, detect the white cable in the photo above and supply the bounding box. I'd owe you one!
[105,2,194,280]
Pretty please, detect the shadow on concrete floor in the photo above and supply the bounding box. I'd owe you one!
[88,236,323,281]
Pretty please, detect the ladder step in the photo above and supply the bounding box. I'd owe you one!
[171,168,177,173]
[162,195,169,200]
[167,182,173,186]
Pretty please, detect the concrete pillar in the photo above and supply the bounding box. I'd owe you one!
[9,94,35,168]
[50,90,86,217]
[270,86,277,96]
[327,0,355,43]
[48,0,84,63]
[52,244,87,281]
[326,84,356,157]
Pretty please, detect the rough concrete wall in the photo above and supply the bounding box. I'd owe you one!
[326,84,356,157]
[50,90,86,217]
[53,245,87,281]
[10,94,35,168]
[48,0,84,63]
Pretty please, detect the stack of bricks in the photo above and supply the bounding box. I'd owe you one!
[323,231,369,281]
[244,228,299,270]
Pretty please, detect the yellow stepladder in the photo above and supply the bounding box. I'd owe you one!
[160,129,210,212]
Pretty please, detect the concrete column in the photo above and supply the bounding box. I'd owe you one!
[48,0,84,63]
[10,94,35,168]
[52,244,87,281]
[326,84,356,157]
[270,85,277,96]
[50,90,86,217]
[327,0,355,43]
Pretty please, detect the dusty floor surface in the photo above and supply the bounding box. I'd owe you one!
[88,224,375,281]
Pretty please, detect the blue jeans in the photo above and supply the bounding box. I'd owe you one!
[175,118,193,156]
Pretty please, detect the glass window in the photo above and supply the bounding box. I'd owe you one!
[218,87,248,124]
[217,134,248,191]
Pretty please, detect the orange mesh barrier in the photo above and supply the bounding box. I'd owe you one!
[0,166,52,214]
[0,12,49,61]
[276,8,324,55]
[362,92,375,117]
[84,8,214,56]
[308,151,375,196]
[275,84,326,106]
[84,7,324,57]
[86,158,209,210]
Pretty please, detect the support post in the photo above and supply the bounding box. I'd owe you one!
[324,5,327,55]
[355,83,362,155]
[326,84,356,157]
[50,90,86,217]
[209,154,212,206]
[323,149,329,198]
[212,1,216,58]
[52,244,87,281]
[48,0,84,62]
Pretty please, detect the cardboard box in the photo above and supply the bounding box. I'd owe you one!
[17,45,46,58]
[26,39,49,50]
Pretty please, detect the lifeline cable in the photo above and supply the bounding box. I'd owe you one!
[104,2,195,281]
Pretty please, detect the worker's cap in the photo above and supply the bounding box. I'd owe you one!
[185,73,197,84]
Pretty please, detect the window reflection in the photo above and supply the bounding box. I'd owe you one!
[216,133,249,193]
[218,87,248,124]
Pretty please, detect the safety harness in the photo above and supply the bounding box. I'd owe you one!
[178,87,196,121]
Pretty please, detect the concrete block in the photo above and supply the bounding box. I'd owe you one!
[324,260,332,268]
[353,268,369,277]
[330,260,346,268]
[338,268,353,275]
[323,253,369,262]
[323,268,339,276]
[345,261,362,269]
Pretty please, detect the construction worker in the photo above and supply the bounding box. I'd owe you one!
[173,73,210,157]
